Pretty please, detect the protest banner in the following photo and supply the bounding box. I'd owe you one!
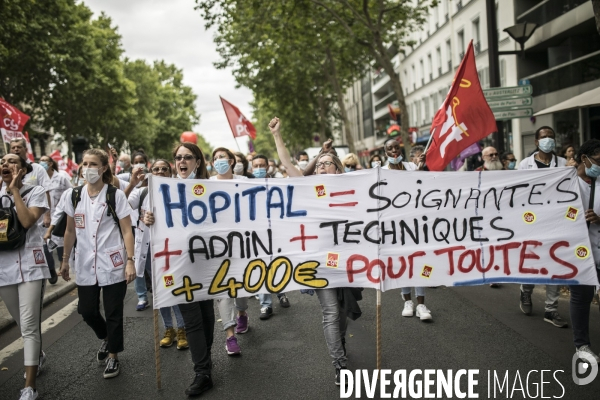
[148,168,599,309]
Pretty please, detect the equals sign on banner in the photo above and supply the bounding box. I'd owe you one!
[329,190,358,207]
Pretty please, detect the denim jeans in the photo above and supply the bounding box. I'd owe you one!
[258,293,286,308]
[160,306,185,329]
[569,267,600,348]
[179,300,215,376]
[316,288,347,367]
[401,287,425,297]
[217,297,248,330]
[520,284,559,312]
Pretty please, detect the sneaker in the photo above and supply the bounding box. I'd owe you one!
[576,345,600,364]
[97,340,109,364]
[520,291,532,315]
[103,357,120,379]
[160,328,176,348]
[236,314,249,334]
[176,328,189,350]
[416,304,432,321]
[489,283,500,288]
[24,351,46,378]
[335,363,347,386]
[19,387,38,400]
[226,336,241,355]
[402,300,414,317]
[48,265,58,285]
[136,300,148,311]
[279,295,291,308]
[259,307,273,320]
[544,311,568,328]
[185,374,214,396]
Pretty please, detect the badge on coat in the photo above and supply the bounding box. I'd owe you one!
[33,249,45,265]
[110,251,124,268]
[74,214,85,228]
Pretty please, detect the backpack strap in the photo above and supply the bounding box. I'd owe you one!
[20,186,35,199]
[138,187,149,222]
[106,185,124,240]
[71,185,83,209]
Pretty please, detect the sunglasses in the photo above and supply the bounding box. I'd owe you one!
[486,153,499,158]
[152,167,170,173]
[174,155,196,162]
[316,161,335,167]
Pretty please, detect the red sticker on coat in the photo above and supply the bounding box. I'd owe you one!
[74,214,85,228]
[33,249,45,265]
[110,252,124,268]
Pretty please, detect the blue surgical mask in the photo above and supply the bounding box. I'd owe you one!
[344,167,355,173]
[253,168,266,178]
[538,138,555,154]
[508,161,516,170]
[206,165,212,172]
[371,161,381,168]
[214,159,231,175]
[387,155,403,165]
[585,156,600,178]
[39,161,49,170]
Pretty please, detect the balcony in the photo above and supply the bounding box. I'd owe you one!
[516,0,588,27]
[524,51,600,97]
[474,41,481,55]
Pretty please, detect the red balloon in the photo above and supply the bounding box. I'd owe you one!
[180,131,198,144]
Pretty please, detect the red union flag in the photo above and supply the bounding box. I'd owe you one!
[0,99,30,144]
[425,41,497,171]
[220,97,256,140]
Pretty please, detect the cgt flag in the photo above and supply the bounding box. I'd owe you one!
[0,99,30,144]
[220,97,256,140]
[425,40,497,171]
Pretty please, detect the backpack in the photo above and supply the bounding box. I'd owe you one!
[52,185,122,239]
[0,187,35,251]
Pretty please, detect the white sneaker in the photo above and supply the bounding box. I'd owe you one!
[416,304,432,321]
[23,351,46,379]
[576,345,600,364]
[402,300,414,317]
[19,387,38,400]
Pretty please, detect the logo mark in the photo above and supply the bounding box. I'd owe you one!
[421,265,433,278]
[572,351,598,385]
[192,184,206,197]
[523,211,536,224]
[565,206,579,221]
[315,185,326,198]
[326,252,339,268]
[163,275,175,288]
[575,246,590,259]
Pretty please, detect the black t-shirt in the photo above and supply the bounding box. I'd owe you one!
[535,159,550,169]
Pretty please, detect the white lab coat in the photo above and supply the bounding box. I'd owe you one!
[23,163,51,189]
[64,184,132,287]
[132,194,151,278]
[518,152,567,170]
[578,177,600,264]
[0,185,49,286]
[50,188,73,247]
[47,171,72,216]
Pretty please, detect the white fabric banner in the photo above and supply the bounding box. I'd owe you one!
[149,168,599,308]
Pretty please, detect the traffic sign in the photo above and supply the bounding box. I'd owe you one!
[483,85,533,99]
[488,97,532,110]
[493,108,533,120]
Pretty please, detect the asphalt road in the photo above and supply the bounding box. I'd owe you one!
[1,283,599,399]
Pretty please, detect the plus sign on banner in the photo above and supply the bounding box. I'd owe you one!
[147,169,599,309]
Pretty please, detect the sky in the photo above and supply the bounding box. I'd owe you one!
[83,0,253,151]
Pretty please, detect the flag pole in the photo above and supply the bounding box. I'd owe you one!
[233,136,242,153]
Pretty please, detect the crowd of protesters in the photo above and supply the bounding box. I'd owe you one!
[2,121,599,399]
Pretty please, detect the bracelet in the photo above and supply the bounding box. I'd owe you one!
[62,254,70,260]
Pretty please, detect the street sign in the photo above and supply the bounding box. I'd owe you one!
[493,108,533,120]
[483,85,533,99]
[488,97,532,110]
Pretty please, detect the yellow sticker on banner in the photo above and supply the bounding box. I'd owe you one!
[523,211,536,224]
[192,184,206,197]
[163,275,175,288]
[575,246,590,259]
[421,265,433,278]
[325,252,339,268]
[315,184,327,198]
[565,206,579,221]
[0,219,8,242]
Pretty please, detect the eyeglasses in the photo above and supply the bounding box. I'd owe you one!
[485,153,499,158]
[152,167,170,173]
[174,155,196,162]
[506,158,516,162]
[316,161,335,168]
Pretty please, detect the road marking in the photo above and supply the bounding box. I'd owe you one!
[0,298,78,365]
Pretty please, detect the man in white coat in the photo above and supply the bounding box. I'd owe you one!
[517,126,568,328]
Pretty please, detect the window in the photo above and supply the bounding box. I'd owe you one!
[430,94,435,120]
[417,100,422,126]
[436,47,442,76]
[432,93,439,113]
[419,59,424,86]
[500,59,506,87]
[411,64,416,90]
[423,98,429,125]
[446,40,452,71]
[427,54,433,82]
[472,18,481,54]
[457,30,465,59]
[404,70,408,95]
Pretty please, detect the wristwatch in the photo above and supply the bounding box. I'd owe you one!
[127,257,135,261]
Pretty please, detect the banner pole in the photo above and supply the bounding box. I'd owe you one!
[233,137,242,153]
[153,308,162,390]
[417,133,435,170]
[376,289,381,370]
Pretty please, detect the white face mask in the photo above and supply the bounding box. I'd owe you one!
[83,167,101,184]
[233,163,244,174]
[298,160,308,170]
[268,166,275,174]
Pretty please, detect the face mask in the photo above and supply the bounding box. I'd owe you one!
[253,168,266,178]
[83,167,101,184]
[214,159,231,175]
[133,163,147,173]
[206,165,212,172]
[344,166,355,173]
[507,161,516,170]
[298,160,308,170]
[388,155,403,165]
[537,138,555,153]
[585,156,600,178]
[247,165,252,173]
[268,166,275,174]
[118,161,126,169]
[371,161,381,168]
[39,161,49,170]
[177,169,196,180]
[233,163,244,174]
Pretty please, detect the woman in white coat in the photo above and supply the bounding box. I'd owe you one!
[58,149,136,380]
[0,154,49,400]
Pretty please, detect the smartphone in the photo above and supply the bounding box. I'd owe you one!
[47,239,58,252]
[107,143,113,149]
